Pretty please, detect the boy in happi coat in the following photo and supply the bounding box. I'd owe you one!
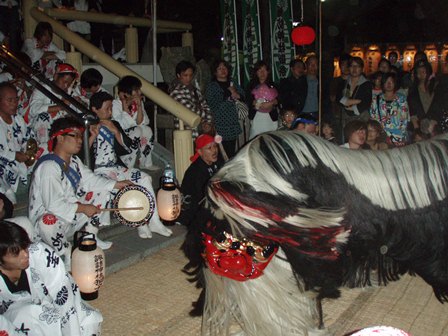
[90,91,172,239]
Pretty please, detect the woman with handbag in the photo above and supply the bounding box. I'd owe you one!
[245,60,279,140]
[205,60,244,158]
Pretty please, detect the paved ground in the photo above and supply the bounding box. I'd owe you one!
[91,239,448,336]
[11,172,448,336]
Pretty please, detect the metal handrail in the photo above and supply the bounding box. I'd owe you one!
[0,45,98,166]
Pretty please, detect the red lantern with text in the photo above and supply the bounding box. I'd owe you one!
[291,26,315,46]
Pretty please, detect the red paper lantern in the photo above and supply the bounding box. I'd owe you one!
[291,26,316,46]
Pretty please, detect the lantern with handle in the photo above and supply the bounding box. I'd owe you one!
[156,164,182,222]
[71,231,105,301]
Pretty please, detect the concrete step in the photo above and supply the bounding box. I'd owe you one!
[10,160,184,275]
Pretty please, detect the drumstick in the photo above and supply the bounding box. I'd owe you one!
[100,207,144,211]
[217,142,229,162]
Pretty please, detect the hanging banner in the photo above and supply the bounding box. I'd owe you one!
[220,0,240,83]
[269,0,295,82]
[242,0,262,86]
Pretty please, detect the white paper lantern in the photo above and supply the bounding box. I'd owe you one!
[157,165,182,221]
[71,233,105,300]
[157,186,181,221]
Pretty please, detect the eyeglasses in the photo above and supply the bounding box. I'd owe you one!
[64,133,83,139]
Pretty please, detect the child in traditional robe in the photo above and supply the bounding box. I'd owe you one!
[90,91,172,239]
[111,75,155,169]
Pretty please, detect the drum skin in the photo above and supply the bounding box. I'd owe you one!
[113,185,155,227]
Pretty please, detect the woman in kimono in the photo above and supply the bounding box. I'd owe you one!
[90,92,172,239]
[0,221,102,335]
[21,22,66,79]
[111,76,155,169]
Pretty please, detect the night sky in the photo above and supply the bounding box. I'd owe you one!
[156,0,448,60]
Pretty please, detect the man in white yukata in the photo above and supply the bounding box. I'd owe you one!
[0,83,44,204]
[112,75,155,169]
[72,68,107,107]
[90,91,172,239]
[26,63,78,147]
[0,221,102,335]
[21,22,66,79]
[29,117,131,269]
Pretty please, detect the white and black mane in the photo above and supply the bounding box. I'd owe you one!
[205,131,448,301]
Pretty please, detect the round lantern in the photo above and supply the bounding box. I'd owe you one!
[441,44,448,74]
[156,165,181,222]
[403,44,417,72]
[385,45,401,62]
[333,57,341,78]
[71,232,105,301]
[366,44,381,75]
[291,26,316,46]
[424,44,439,75]
[350,46,365,62]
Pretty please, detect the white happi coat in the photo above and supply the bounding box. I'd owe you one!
[29,155,115,257]
[92,124,163,228]
[0,114,38,194]
[111,98,154,168]
[71,85,108,108]
[21,38,66,79]
[27,84,67,145]
[0,242,102,336]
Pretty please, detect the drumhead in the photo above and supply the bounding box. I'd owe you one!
[113,185,155,227]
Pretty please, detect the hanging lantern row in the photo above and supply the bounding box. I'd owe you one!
[344,43,448,76]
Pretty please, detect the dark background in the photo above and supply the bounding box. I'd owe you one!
[156,0,448,60]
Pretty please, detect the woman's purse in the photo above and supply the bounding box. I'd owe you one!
[235,99,249,120]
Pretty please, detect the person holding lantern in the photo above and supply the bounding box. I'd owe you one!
[0,221,103,335]
[28,117,131,269]
[178,134,223,228]
[89,91,172,239]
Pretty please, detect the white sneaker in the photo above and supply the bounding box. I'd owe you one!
[96,238,113,250]
[5,189,17,205]
[137,225,152,239]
